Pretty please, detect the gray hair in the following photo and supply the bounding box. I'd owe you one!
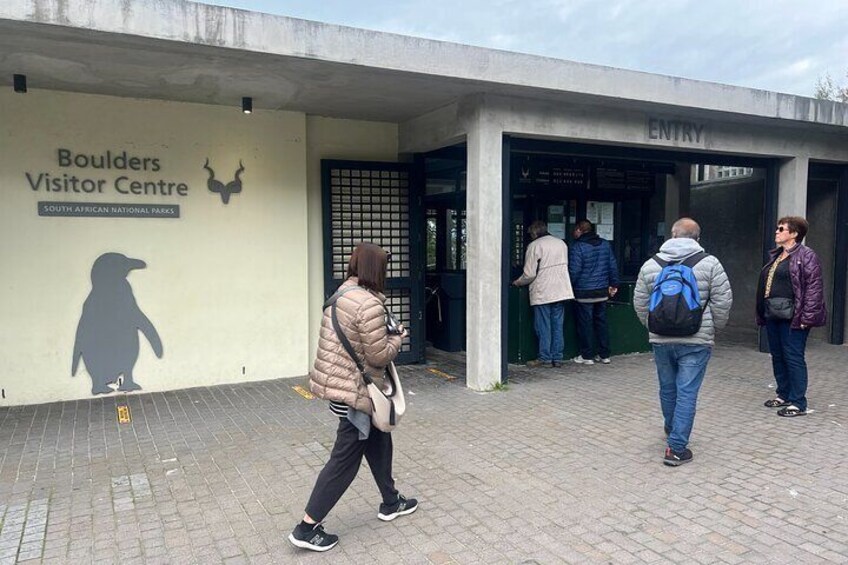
[528,220,548,239]
[671,217,701,240]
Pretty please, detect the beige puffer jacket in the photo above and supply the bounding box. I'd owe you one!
[514,234,575,306]
[309,277,402,414]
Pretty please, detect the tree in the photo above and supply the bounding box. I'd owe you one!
[814,71,848,103]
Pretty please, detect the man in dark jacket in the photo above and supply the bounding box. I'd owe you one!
[569,220,619,365]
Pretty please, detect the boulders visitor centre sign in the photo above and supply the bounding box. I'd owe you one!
[23,148,245,217]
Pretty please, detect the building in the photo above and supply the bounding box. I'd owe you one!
[1,0,846,406]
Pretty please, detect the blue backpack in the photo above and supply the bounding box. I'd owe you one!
[648,252,709,336]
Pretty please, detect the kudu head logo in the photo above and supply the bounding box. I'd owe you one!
[203,159,244,204]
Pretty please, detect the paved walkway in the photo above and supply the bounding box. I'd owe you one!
[1,341,847,564]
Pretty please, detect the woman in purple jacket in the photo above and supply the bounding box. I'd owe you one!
[756,216,827,417]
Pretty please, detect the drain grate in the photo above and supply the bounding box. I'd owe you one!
[427,368,457,380]
[292,385,315,400]
[117,404,131,424]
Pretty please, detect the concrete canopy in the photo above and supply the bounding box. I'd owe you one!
[1,0,847,129]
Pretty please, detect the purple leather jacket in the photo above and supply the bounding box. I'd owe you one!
[756,243,827,329]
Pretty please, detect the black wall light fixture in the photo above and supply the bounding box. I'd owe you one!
[13,74,27,93]
[242,97,252,114]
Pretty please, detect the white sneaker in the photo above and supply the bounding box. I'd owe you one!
[573,355,594,365]
[593,356,611,364]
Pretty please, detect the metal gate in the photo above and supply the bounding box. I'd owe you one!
[321,160,424,364]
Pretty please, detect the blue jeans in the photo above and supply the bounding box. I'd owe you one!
[652,344,712,452]
[765,320,809,411]
[533,302,565,362]
[574,301,610,359]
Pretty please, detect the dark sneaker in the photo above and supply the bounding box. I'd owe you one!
[378,495,419,522]
[288,523,339,552]
[764,397,790,408]
[526,359,546,368]
[551,360,562,368]
[663,447,693,466]
[777,405,807,417]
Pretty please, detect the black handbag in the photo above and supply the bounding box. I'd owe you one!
[764,297,794,321]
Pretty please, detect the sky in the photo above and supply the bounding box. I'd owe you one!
[210,0,847,97]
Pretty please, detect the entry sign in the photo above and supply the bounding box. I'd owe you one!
[647,117,706,144]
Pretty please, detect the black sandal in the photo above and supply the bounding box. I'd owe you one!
[777,406,807,417]
[764,397,789,408]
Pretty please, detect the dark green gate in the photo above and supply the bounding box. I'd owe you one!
[321,160,424,364]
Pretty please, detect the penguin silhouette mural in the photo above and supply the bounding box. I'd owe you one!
[72,253,163,395]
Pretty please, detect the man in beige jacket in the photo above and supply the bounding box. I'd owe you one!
[512,220,575,367]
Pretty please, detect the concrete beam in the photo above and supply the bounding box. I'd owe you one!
[2,0,848,128]
[465,108,503,391]
[399,101,468,154]
[487,96,848,163]
[778,156,810,219]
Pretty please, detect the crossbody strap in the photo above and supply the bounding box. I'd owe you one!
[323,284,361,310]
[330,301,375,386]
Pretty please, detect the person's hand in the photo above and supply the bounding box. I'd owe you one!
[511,280,518,287]
[398,325,409,338]
[800,324,807,330]
[608,286,618,297]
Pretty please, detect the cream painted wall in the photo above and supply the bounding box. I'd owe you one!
[305,117,398,362]
[0,90,308,406]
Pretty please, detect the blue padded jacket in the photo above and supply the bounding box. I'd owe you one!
[568,233,620,299]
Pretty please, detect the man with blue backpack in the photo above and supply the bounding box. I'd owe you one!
[634,218,733,466]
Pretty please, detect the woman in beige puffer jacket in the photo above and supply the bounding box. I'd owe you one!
[309,276,401,413]
[289,243,418,553]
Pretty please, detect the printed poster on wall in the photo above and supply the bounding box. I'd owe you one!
[547,204,565,239]
[586,201,599,224]
[588,200,615,240]
[597,223,614,240]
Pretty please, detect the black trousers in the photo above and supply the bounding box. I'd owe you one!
[305,417,398,522]
[574,300,611,359]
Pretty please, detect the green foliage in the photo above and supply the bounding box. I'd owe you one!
[487,381,509,392]
[814,72,848,103]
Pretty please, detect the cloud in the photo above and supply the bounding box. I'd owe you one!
[213,0,848,96]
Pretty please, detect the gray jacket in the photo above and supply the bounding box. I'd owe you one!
[633,238,733,346]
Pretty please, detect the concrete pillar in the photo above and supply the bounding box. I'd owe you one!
[664,163,691,235]
[778,156,810,218]
[465,111,503,391]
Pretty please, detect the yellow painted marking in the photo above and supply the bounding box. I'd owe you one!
[292,385,315,400]
[427,368,456,380]
[117,405,131,424]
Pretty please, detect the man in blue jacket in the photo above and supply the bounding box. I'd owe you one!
[569,220,619,365]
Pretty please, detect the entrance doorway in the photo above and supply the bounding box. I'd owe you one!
[504,138,777,367]
[422,149,468,354]
[321,159,425,364]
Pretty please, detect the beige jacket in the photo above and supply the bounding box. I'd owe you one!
[514,235,575,306]
[309,278,402,414]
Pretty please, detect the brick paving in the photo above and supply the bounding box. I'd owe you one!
[1,340,847,564]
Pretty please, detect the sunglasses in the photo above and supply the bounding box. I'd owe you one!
[775,226,788,232]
